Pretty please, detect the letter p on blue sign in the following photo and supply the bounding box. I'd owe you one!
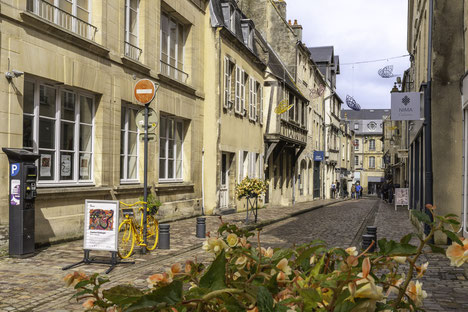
[11,163,19,177]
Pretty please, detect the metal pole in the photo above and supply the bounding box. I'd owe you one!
[142,103,149,254]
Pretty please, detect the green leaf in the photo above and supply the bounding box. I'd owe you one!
[127,280,183,311]
[387,241,418,256]
[334,300,358,312]
[257,286,274,312]
[296,245,323,271]
[428,243,446,255]
[310,255,325,277]
[274,304,290,312]
[411,210,432,224]
[103,285,143,305]
[200,250,226,291]
[271,248,293,263]
[378,238,389,254]
[442,229,464,246]
[74,279,93,289]
[400,233,414,245]
[299,288,321,310]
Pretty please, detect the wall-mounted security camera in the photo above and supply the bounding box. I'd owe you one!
[5,69,24,80]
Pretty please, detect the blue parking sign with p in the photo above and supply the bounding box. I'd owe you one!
[11,163,20,177]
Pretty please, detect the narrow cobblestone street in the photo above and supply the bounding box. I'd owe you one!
[1,198,468,311]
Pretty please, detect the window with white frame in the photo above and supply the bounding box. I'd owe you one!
[120,105,139,182]
[241,70,247,115]
[22,79,94,184]
[235,66,242,114]
[354,123,359,130]
[369,156,375,168]
[224,57,234,108]
[249,77,258,121]
[258,83,263,124]
[159,115,184,181]
[124,0,140,59]
[160,12,186,81]
[354,139,359,150]
[355,156,359,166]
[221,3,235,33]
[369,139,376,151]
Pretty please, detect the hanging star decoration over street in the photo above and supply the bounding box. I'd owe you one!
[309,84,325,99]
[378,65,395,78]
[346,95,361,111]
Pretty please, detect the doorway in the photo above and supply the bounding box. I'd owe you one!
[220,153,230,210]
[313,161,321,198]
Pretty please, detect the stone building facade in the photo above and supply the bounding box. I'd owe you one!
[406,0,464,243]
[1,0,207,245]
[342,110,388,195]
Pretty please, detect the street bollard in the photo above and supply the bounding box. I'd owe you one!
[362,234,375,252]
[158,224,170,249]
[196,217,206,238]
[366,226,377,251]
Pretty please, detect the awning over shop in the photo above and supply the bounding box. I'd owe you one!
[368,176,384,183]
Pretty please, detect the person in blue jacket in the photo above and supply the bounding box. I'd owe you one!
[355,182,362,199]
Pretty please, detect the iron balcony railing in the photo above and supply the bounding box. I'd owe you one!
[27,0,97,41]
[124,41,142,61]
[160,60,189,84]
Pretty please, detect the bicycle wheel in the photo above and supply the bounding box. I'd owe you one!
[118,220,135,259]
[146,216,159,251]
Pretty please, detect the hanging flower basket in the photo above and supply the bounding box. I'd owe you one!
[235,177,268,200]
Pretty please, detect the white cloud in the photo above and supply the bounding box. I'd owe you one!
[286,0,409,109]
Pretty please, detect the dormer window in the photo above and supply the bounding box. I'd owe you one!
[221,3,235,33]
[241,19,254,49]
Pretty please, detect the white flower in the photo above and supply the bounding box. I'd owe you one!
[276,258,292,276]
[406,280,427,307]
[346,247,358,256]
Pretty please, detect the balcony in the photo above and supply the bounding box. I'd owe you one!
[27,0,97,41]
[160,60,189,84]
[124,42,142,61]
[279,120,307,145]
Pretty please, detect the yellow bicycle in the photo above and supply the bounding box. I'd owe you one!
[118,201,159,259]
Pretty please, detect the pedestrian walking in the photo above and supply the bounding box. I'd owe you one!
[331,182,336,199]
[351,184,356,199]
[355,182,362,199]
[336,180,340,198]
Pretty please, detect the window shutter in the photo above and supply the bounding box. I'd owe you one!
[224,58,229,108]
[259,86,263,124]
[238,150,243,182]
[235,66,241,113]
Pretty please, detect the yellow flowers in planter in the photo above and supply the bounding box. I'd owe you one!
[235,177,268,199]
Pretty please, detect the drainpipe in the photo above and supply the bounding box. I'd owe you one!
[323,92,335,198]
[215,27,222,214]
[201,148,205,215]
[424,0,434,235]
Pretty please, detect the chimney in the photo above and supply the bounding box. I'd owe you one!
[274,1,287,21]
[291,19,303,41]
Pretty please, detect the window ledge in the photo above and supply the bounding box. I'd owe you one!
[155,182,194,193]
[121,56,151,74]
[158,73,196,96]
[20,11,110,57]
[37,186,112,198]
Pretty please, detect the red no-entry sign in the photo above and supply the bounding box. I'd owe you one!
[134,79,156,104]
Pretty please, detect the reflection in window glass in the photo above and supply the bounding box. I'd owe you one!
[23,80,94,183]
[120,105,139,181]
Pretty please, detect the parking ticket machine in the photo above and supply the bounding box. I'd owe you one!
[2,148,39,257]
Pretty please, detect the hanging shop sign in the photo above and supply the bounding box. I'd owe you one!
[313,151,325,162]
[391,92,422,121]
[83,200,119,252]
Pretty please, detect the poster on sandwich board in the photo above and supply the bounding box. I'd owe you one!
[83,200,119,251]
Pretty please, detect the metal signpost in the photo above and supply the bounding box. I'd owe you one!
[134,79,158,254]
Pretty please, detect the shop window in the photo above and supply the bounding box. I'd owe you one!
[22,79,94,185]
[159,115,184,182]
[120,105,139,182]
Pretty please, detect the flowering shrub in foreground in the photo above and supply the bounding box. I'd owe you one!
[67,204,467,311]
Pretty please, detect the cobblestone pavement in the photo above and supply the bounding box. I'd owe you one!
[1,198,468,311]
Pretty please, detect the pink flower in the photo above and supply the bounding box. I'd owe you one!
[82,298,96,309]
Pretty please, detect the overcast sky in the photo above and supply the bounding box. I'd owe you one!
[285,0,409,109]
